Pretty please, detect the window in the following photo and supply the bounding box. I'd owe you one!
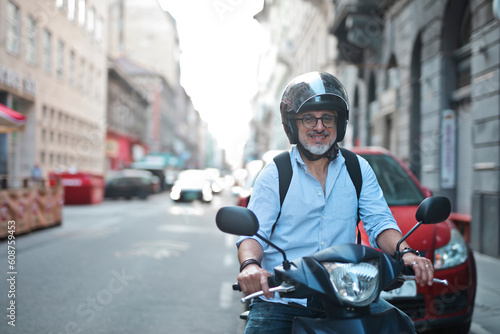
[87,7,95,34]
[57,40,65,80]
[69,50,75,86]
[6,1,20,54]
[95,16,103,42]
[88,65,93,95]
[42,29,52,74]
[78,0,86,27]
[25,16,38,64]
[68,0,76,21]
[95,70,101,99]
[79,59,85,91]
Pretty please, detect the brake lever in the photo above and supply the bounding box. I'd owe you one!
[240,283,295,303]
[403,275,448,286]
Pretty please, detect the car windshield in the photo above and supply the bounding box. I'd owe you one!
[360,154,425,206]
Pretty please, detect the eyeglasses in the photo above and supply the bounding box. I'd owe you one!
[293,115,338,129]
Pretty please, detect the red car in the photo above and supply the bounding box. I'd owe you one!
[238,146,476,333]
[352,147,476,334]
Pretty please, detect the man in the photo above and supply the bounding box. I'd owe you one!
[236,72,433,333]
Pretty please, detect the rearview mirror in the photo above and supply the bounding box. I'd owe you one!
[415,196,451,224]
[216,206,259,236]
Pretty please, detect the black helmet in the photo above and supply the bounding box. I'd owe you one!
[280,71,350,144]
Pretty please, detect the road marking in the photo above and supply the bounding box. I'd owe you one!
[114,240,190,259]
[225,234,236,248]
[219,281,233,309]
[158,225,214,234]
[224,253,235,267]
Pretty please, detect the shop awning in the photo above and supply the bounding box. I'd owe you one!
[0,103,26,132]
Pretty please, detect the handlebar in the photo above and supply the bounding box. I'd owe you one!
[232,276,295,303]
[403,275,448,286]
[232,276,281,292]
[240,284,295,303]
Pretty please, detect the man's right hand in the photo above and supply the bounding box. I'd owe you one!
[237,264,274,299]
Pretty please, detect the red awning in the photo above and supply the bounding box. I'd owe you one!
[0,103,26,132]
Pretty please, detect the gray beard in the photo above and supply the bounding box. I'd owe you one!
[302,140,330,155]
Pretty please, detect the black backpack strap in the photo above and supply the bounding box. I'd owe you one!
[271,151,293,233]
[339,148,363,244]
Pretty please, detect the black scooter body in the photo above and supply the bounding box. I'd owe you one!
[292,306,413,334]
[273,244,414,333]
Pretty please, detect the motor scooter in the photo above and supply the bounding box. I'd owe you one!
[215,196,451,334]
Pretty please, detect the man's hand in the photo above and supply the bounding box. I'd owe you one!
[403,253,434,286]
[237,264,274,299]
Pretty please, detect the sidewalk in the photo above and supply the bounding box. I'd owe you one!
[470,252,500,334]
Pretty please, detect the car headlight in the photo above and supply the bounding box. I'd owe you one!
[434,228,468,269]
[170,186,181,200]
[202,185,213,201]
[322,259,379,307]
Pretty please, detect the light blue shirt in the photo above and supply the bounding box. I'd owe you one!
[237,146,401,305]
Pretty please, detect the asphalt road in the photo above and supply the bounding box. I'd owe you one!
[1,189,498,333]
[0,191,246,334]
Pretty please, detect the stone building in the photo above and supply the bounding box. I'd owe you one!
[251,0,500,257]
[106,56,149,170]
[331,0,500,256]
[248,0,336,162]
[0,0,108,182]
[107,0,207,170]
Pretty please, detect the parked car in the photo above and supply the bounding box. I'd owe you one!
[104,170,157,200]
[170,169,213,203]
[238,146,477,333]
[353,147,476,333]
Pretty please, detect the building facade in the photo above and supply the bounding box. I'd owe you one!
[106,56,149,170]
[107,0,209,170]
[250,0,500,257]
[248,0,336,163]
[331,0,500,257]
[0,0,108,183]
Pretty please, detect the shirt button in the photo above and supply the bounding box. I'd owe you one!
[317,192,322,196]
[321,242,325,246]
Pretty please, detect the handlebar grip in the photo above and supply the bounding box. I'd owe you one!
[232,276,280,292]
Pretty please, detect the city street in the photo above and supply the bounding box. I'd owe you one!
[0,191,246,334]
[1,189,499,334]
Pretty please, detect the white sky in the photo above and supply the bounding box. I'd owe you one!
[158,0,266,167]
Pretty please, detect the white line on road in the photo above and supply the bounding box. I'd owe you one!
[219,281,233,309]
[224,253,235,267]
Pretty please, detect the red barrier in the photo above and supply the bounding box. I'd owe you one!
[49,172,104,205]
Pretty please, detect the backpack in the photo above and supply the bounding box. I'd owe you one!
[272,147,363,244]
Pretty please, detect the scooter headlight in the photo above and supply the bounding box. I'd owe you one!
[322,259,379,307]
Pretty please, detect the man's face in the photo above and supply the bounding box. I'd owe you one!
[295,110,338,156]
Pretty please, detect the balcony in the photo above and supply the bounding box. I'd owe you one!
[330,0,386,63]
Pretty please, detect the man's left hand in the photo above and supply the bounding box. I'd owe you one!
[403,253,434,286]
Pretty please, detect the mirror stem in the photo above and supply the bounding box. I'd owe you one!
[395,221,422,260]
[256,233,291,270]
